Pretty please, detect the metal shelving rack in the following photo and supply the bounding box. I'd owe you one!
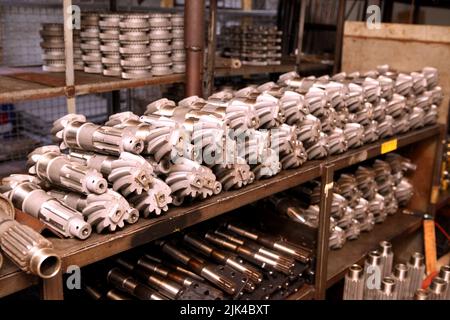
[0,0,446,302]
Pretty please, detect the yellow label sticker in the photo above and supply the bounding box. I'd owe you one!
[381,139,397,154]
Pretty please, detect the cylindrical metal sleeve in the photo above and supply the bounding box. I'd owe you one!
[343,264,364,300]
[407,252,425,299]
[185,0,204,96]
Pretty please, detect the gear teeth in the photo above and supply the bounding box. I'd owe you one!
[128,177,172,217]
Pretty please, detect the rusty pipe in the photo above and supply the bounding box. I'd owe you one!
[185,0,205,97]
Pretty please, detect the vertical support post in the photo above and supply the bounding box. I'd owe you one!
[109,0,120,114]
[315,164,334,300]
[382,0,393,23]
[333,0,346,75]
[41,270,64,300]
[206,0,217,97]
[428,125,446,216]
[295,0,307,73]
[63,0,76,114]
[185,0,205,97]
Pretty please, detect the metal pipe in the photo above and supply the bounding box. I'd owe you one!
[185,0,205,96]
[63,0,76,113]
[295,0,307,73]
[206,0,217,97]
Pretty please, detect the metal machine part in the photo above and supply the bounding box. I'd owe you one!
[68,150,154,196]
[158,241,237,295]
[0,194,61,278]
[1,175,91,239]
[414,288,429,300]
[428,277,448,300]
[376,277,397,300]
[48,189,139,233]
[127,177,172,217]
[355,166,378,200]
[392,263,410,300]
[343,264,364,300]
[52,114,144,156]
[379,241,394,278]
[343,123,364,149]
[107,267,166,300]
[297,114,321,145]
[344,219,361,240]
[271,124,308,169]
[438,265,450,299]
[306,133,328,160]
[395,178,414,207]
[327,128,348,155]
[329,226,346,249]
[370,193,386,223]
[377,115,395,138]
[224,223,311,263]
[363,121,379,144]
[183,234,263,285]
[204,232,294,275]
[304,87,326,117]
[407,252,425,299]
[373,159,392,183]
[335,174,361,206]
[212,159,255,191]
[363,250,382,300]
[165,157,221,205]
[28,146,107,195]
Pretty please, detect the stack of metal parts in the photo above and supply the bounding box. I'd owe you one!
[221,25,283,66]
[73,29,84,71]
[80,13,102,74]
[40,23,65,72]
[0,194,62,279]
[170,13,185,74]
[268,155,415,250]
[99,13,121,77]
[119,13,151,79]
[343,246,450,300]
[277,65,441,155]
[149,14,173,76]
[83,222,314,300]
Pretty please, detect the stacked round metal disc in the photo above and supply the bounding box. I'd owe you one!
[73,29,84,71]
[170,13,185,74]
[81,13,102,74]
[148,13,173,76]
[40,23,65,72]
[119,13,151,79]
[239,25,282,66]
[99,13,121,77]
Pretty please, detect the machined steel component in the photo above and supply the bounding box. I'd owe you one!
[344,219,361,240]
[28,146,107,195]
[373,159,392,183]
[327,128,348,155]
[362,77,381,103]
[407,252,426,299]
[304,87,326,117]
[297,114,321,145]
[363,121,379,144]
[278,91,308,125]
[377,115,395,138]
[392,263,410,300]
[411,72,427,95]
[52,114,144,156]
[422,67,438,89]
[1,175,91,239]
[373,99,386,122]
[376,277,397,300]
[385,154,416,176]
[165,157,221,205]
[306,133,328,160]
[355,166,378,200]
[0,195,61,278]
[428,277,448,300]
[68,150,153,196]
[395,73,413,96]
[335,174,362,206]
[319,107,337,133]
[378,75,394,100]
[271,124,307,168]
[212,159,254,191]
[414,288,429,300]
[345,83,364,112]
[424,104,438,125]
[386,94,407,118]
[379,241,394,278]
[370,193,386,223]
[224,223,310,263]
[331,193,348,219]
[363,250,382,300]
[183,234,263,285]
[343,264,364,300]
[158,241,237,295]
[48,189,138,233]
[357,212,375,232]
[430,86,443,105]
[343,123,364,149]
[349,102,374,126]
[204,232,294,275]
[329,226,346,249]
[395,178,414,207]
[127,177,172,217]
[392,114,410,135]
[107,267,166,300]
[438,265,450,299]
[352,197,369,219]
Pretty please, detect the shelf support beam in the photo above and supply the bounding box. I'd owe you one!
[63,0,76,113]
[295,0,307,73]
[315,164,334,299]
[185,0,205,97]
[205,0,217,97]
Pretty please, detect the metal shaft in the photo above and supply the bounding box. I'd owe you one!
[392,263,410,300]
[363,250,382,300]
[407,252,425,299]
[379,241,394,278]
[428,277,448,300]
[438,265,450,299]
[343,264,364,300]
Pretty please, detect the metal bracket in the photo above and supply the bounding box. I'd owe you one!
[64,85,75,98]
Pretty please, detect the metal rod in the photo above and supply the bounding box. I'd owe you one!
[63,0,76,113]
[333,0,346,74]
[295,0,307,73]
[185,0,205,97]
[206,0,217,98]
[315,164,334,299]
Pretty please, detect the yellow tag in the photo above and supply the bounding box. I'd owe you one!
[381,139,397,154]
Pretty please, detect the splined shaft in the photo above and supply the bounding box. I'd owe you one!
[343,264,364,300]
[428,277,448,300]
[0,195,61,278]
[376,277,397,300]
[2,176,91,239]
[392,263,410,300]
[379,241,394,278]
[28,146,107,195]
[438,265,450,299]
[407,252,425,299]
[107,268,166,300]
[363,250,382,300]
